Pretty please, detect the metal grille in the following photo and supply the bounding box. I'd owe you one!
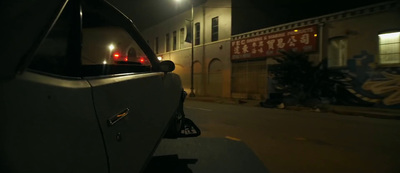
[231,60,268,99]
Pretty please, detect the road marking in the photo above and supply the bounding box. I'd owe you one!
[185,106,212,111]
[225,136,241,141]
[294,137,307,141]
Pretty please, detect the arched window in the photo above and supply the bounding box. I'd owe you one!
[128,48,136,58]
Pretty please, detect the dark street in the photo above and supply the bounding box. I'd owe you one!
[2,0,399,172]
[150,100,400,173]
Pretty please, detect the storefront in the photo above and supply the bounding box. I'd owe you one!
[230,1,400,108]
[230,25,319,99]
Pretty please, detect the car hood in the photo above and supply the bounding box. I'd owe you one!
[0,0,66,79]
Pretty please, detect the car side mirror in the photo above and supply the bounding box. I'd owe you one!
[159,60,175,74]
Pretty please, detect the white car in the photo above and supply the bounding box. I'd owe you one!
[0,0,199,172]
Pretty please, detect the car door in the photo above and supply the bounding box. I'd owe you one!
[0,1,108,172]
[81,2,182,172]
[0,74,109,173]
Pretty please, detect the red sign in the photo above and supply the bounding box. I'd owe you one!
[231,25,318,60]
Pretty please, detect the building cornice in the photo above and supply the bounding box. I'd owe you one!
[232,1,399,40]
[156,38,231,56]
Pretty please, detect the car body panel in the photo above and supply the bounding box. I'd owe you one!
[0,72,108,172]
[87,72,181,172]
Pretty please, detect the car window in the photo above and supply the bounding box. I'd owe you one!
[81,5,151,76]
[29,1,153,77]
[82,27,150,66]
[28,0,80,77]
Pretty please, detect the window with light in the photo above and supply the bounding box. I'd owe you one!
[328,37,348,68]
[379,32,400,65]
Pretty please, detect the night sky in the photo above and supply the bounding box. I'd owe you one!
[107,0,388,31]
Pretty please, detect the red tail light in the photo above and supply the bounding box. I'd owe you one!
[113,53,120,60]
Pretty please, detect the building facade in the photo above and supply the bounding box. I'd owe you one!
[142,0,400,107]
[231,1,400,107]
[141,0,232,98]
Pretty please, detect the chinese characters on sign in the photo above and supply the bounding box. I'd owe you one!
[231,25,318,60]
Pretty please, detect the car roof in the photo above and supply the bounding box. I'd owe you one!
[0,0,67,79]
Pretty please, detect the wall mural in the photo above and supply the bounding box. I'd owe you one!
[262,51,399,109]
[335,51,400,108]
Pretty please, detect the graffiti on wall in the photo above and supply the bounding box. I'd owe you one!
[338,51,400,108]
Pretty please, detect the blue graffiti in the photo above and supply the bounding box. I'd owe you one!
[339,51,400,108]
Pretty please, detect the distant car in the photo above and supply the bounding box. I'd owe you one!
[0,0,199,172]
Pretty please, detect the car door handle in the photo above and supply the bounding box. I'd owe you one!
[108,108,130,126]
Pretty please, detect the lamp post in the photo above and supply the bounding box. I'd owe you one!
[107,44,115,64]
[176,0,195,97]
[189,0,195,97]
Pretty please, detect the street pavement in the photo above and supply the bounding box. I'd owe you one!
[145,138,268,173]
[146,99,400,173]
[186,96,400,119]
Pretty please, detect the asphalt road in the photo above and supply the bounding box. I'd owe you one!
[173,100,400,173]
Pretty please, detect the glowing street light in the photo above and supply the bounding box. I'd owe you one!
[108,44,115,64]
[108,44,115,51]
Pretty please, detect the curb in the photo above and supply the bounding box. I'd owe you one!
[325,105,400,120]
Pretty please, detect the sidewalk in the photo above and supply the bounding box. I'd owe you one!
[186,96,400,120]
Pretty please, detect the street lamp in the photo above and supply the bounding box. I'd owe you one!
[175,0,195,97]
[106,44,115,64]
[108,44,115,51]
